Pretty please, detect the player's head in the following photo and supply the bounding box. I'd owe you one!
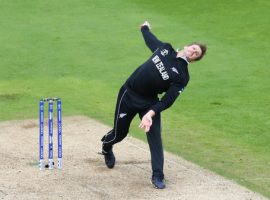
[184,43,207,62]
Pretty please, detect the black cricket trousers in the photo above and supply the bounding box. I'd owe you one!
[101,85,164,177]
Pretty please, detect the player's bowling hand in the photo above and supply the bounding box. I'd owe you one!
[139,110,155,133]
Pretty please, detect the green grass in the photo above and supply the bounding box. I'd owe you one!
[0,0,269,198]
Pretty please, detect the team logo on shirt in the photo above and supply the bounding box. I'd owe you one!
[152,55,169,80]
[160,49,169,57]
[171,67,179,74]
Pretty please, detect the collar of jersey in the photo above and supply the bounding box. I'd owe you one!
[175,48,190,64]
[177,55,190,64]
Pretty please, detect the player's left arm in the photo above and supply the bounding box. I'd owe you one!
[140,21,164,53]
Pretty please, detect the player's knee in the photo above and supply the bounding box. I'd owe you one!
[115,130,129,142]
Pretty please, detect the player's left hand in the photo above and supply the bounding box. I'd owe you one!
[140,20,151,29]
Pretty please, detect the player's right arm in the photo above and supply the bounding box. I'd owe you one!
[140,21,163,53]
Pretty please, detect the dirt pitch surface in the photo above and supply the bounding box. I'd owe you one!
[0,116,267,200]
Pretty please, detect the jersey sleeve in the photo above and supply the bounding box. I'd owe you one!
[150,83,186,114]
[141,26,164,53]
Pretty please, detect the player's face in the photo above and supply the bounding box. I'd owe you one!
[184,44,202,62]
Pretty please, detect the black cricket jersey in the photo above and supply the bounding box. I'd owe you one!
[125,26,190,114]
